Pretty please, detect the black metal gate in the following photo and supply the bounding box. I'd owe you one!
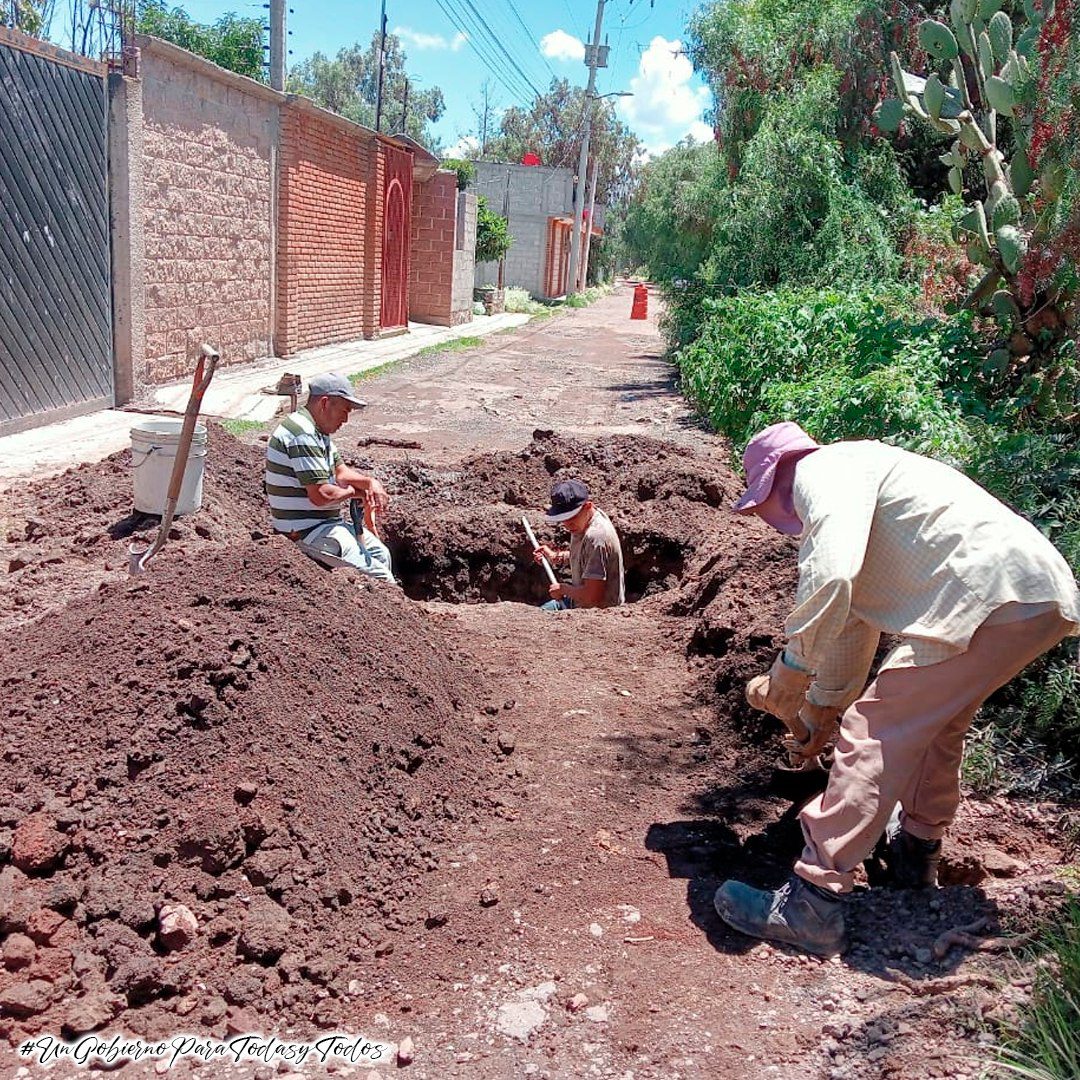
[0,31,113,436]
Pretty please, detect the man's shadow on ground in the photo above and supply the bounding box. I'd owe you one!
[645,776,998,982]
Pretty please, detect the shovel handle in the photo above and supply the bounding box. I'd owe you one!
[164,346,219,507]
[522,516,558,587]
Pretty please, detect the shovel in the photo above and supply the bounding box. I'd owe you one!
[128,344,219,574]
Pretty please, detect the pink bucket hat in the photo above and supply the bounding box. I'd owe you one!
[733,421,820,527]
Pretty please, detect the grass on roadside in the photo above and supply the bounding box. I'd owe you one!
[564,284,614,308]
[219,418,266,437]
[349,359,407,385]
[993,897,1080,1079]
[415,335,484,360]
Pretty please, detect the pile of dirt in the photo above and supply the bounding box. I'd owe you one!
[0,429,269,635]
[0,537,513,1045]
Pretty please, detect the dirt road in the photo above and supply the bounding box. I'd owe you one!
[1,285,1068,1079]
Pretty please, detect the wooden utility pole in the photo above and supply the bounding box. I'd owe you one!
[566,0,605,298]
[400,78,409,133]
[374,0,388,132]
[269,0,285,90]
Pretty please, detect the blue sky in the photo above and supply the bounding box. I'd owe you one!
[142,0,712,156]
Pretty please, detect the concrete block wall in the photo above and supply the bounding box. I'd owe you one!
[276,104,379,354]
[409,170,474,327]
[470,162,574,299]
[138,39,276,383]
[452,191,477,322]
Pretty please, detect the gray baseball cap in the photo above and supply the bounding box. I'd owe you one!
[306,371,367,408]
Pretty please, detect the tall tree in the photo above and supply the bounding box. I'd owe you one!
[0,0,56,38]
[485,78,642,205]
[137,0,264,81]
[287,32,446,149]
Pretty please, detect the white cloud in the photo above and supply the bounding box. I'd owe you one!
[617,37,712,156]
[540,29,585,62]
[394,26,467,51]
[443,135,480,160]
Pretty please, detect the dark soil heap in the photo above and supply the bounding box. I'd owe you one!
[0,436,505,1046]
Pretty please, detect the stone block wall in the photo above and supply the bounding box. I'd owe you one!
[451,191,477,323]
[409,171,474,327]
[276,105,379,354]
[138,39,276,383]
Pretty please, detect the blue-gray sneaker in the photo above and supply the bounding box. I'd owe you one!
[714,874,846,957]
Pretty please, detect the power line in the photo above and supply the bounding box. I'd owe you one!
[437,0,537,102]
[431,0,535,106]
[455,0,545,98]
[497,0,558,83]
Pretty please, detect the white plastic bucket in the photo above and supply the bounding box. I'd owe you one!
[130,419,208,517]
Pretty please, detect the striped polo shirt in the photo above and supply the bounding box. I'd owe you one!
[265,407,344,534]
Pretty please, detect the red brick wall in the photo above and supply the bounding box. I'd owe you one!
[408,171,459,326]
[275,107,380,355]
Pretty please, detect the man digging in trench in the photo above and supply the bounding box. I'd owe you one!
[532,479,625,611]
[714,421,1080,957]
[265,372,395,582]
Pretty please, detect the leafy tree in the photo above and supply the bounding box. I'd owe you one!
[623,70,910,301]
[287,33,446,149]
[441,159,476,192]
[688,0,926,183]
[621,140,728,284]
[475,196,511,264]
[137,0,264,81]
[485,78,642,205]
[0,0,55,38]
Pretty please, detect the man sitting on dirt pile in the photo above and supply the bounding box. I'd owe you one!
[713,421,1080,957]
[265,372,395,583]
[533,479,625,611]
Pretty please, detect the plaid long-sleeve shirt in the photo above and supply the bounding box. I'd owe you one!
[782,441,1080,709]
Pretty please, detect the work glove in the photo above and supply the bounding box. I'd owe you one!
[780,702,841,769]
[746,653,812,723]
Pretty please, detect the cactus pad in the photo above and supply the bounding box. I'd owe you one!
[996,224,1023,273]
[918,20,960,60]
[988,11,1013,60]
[985,76,1017,117]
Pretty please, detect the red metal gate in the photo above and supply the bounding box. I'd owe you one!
[379,144,413,331]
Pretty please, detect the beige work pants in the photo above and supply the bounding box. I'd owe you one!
[795,608,1072,894]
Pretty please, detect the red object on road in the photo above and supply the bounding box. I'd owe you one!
[630,283,648,320]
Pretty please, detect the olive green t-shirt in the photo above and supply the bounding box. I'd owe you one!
[569,508,625,608]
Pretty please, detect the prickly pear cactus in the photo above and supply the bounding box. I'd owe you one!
[873,0,1075,403]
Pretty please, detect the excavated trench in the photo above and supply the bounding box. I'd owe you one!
[368,430,737,607]
[385,509,688,606]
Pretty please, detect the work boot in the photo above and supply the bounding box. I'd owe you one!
[714,874,846,957]
[871,828,942,889]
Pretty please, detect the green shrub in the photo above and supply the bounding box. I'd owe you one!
[674,287,980,458]
[441,158,475,191]
[503,287,547,315]
[993,898,1080,1079]
[475,197,511,264]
